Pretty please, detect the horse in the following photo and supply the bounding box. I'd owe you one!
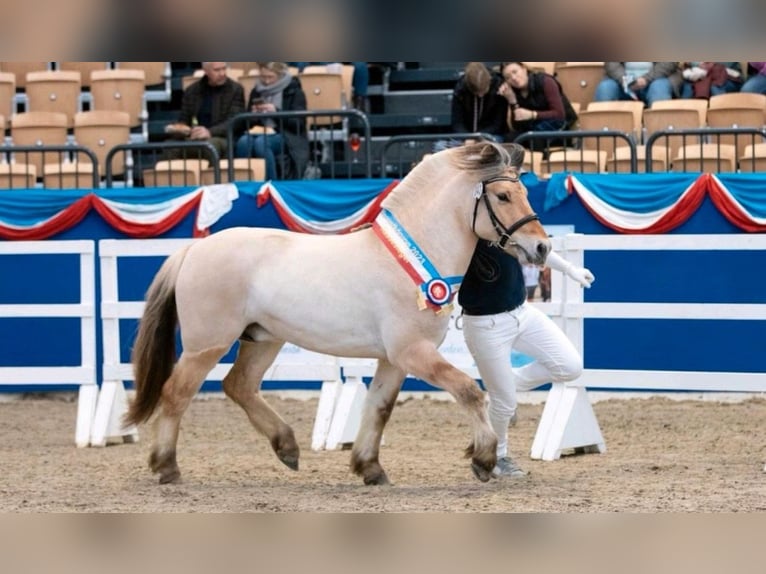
[126,141,551,486]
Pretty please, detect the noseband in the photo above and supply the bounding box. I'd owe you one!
[471,175,539,249]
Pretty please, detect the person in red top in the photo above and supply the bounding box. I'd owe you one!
[498,61,578,148]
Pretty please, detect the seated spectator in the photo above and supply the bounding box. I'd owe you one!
[235,62,309,180]
[291,62,370,112]
[594,62,682,107]
[499,61,578,147]
[449,62,510,141]
[741,62,766,94]
[168,62,245,159]
[681,62,743,99]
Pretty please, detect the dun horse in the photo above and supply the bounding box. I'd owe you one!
[126,142,551,485]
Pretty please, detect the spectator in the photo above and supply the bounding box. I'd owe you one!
[235,62,309,180]
[741,62,766,94]
[170,62,245,159]
[522,264,540,301]
[499,61,578,146]
[593,62,683,107]
[450,62,510,141]
[291,62,370,112]
[681,62,743,99]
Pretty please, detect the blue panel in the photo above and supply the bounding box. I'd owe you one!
[585,319,766,373]
[0,254,81,304]
[585,250,766,304]
[0,317,81,366]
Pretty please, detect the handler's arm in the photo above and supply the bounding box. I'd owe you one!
[545,251,595,288]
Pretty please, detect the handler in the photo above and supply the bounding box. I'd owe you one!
[460,204,594,479]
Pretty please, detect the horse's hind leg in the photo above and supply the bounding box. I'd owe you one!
[222,339,300,471]
[151,346,229,484]
[350,359,405,486]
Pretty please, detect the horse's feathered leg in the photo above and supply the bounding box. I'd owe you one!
[350,359,405,485]
[151,345,230,484]
[395,341,497,482]
[223,339,300,471]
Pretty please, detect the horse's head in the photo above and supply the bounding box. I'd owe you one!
[453,142,551,265]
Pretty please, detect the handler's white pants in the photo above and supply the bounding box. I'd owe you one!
[462,302,582,458]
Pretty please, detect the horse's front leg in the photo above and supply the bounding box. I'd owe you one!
[396,341,497,482]
[350,359,405,486]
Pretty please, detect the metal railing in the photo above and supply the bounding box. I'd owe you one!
[645,126,766,173]
[227,109,372,179]
[379,133,495,178]
[0,145,100,189]
[104,141,220,188]
[515,130,638,174]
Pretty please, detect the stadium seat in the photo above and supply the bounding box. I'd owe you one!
[611,144,668,173]
[650,98,708,126]
[0,162,36,188]
[642,107,704,162]
[552,62,605,109]
[546,149,608,173]
[43,162,96,189]
[90,69,147,141]
[114,62,172,102]
[0,73,15,129]
[143,158,208,187]
[73,110,131,178]
[738,142,766,172]
[586,100,644,141]
[201,158,266,185]
[672,143,737,172]
[576,108,635,158]
[0,61,49,89]
[56,62,111,88]
[706,107,766,159]
[10,111,69,176]
[24,70,82,128]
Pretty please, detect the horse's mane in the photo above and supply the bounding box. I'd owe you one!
[381,142,521,213]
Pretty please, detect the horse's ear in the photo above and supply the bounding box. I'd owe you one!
[463,141,504,167]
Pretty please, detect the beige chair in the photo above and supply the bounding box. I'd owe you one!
[24,70,82,128]
[300,73,345,124]
[737,142,766,173]
[706,107,766,159]
[0,73,15,128]
[521,149,544,176]
[10,111,69,175]
[610,144,669,173]
[43,162,96,189]
[552,62,605,108]
[0,61,49,89]
[73,110,131,177]
[642,108,704,162]
[522,62,557,75]
[546,149,608,173]
[201,158,266,185]
[56,62,111,88]
[650,99,708,126]
[143,159,208,187]
[115,62,168,87]
[586,100,644,140]
[0,163,36,188]
[90,69,146,141]
[301,64,355,106]
[672,143,737,172]
[577,108,635,158]
[708,92,766,118]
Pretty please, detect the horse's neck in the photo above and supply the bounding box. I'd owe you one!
[387,175,478,278]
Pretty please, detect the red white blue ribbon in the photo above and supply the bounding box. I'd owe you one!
[372,208,462,313]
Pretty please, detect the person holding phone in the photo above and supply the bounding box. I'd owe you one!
[234,62,309,180]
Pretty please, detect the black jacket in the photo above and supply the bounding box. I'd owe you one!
[450,73,510,137]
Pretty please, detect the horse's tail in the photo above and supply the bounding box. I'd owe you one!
[125,244,191,426]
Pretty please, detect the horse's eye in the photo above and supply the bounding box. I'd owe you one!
[496,193,510,203]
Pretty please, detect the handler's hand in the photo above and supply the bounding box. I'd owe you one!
[568,266,595,288]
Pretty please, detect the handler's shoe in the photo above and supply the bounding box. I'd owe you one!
[492,456,527,478]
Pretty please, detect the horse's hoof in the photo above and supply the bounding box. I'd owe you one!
[158,469,181,484]
[471,462,493,483]
[278,453,299,471]
[363,471,391,486]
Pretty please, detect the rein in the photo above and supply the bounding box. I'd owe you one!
[372,209,462,314]
[472,175,539,249]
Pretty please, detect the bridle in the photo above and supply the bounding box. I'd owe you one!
[471,175,539,249]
